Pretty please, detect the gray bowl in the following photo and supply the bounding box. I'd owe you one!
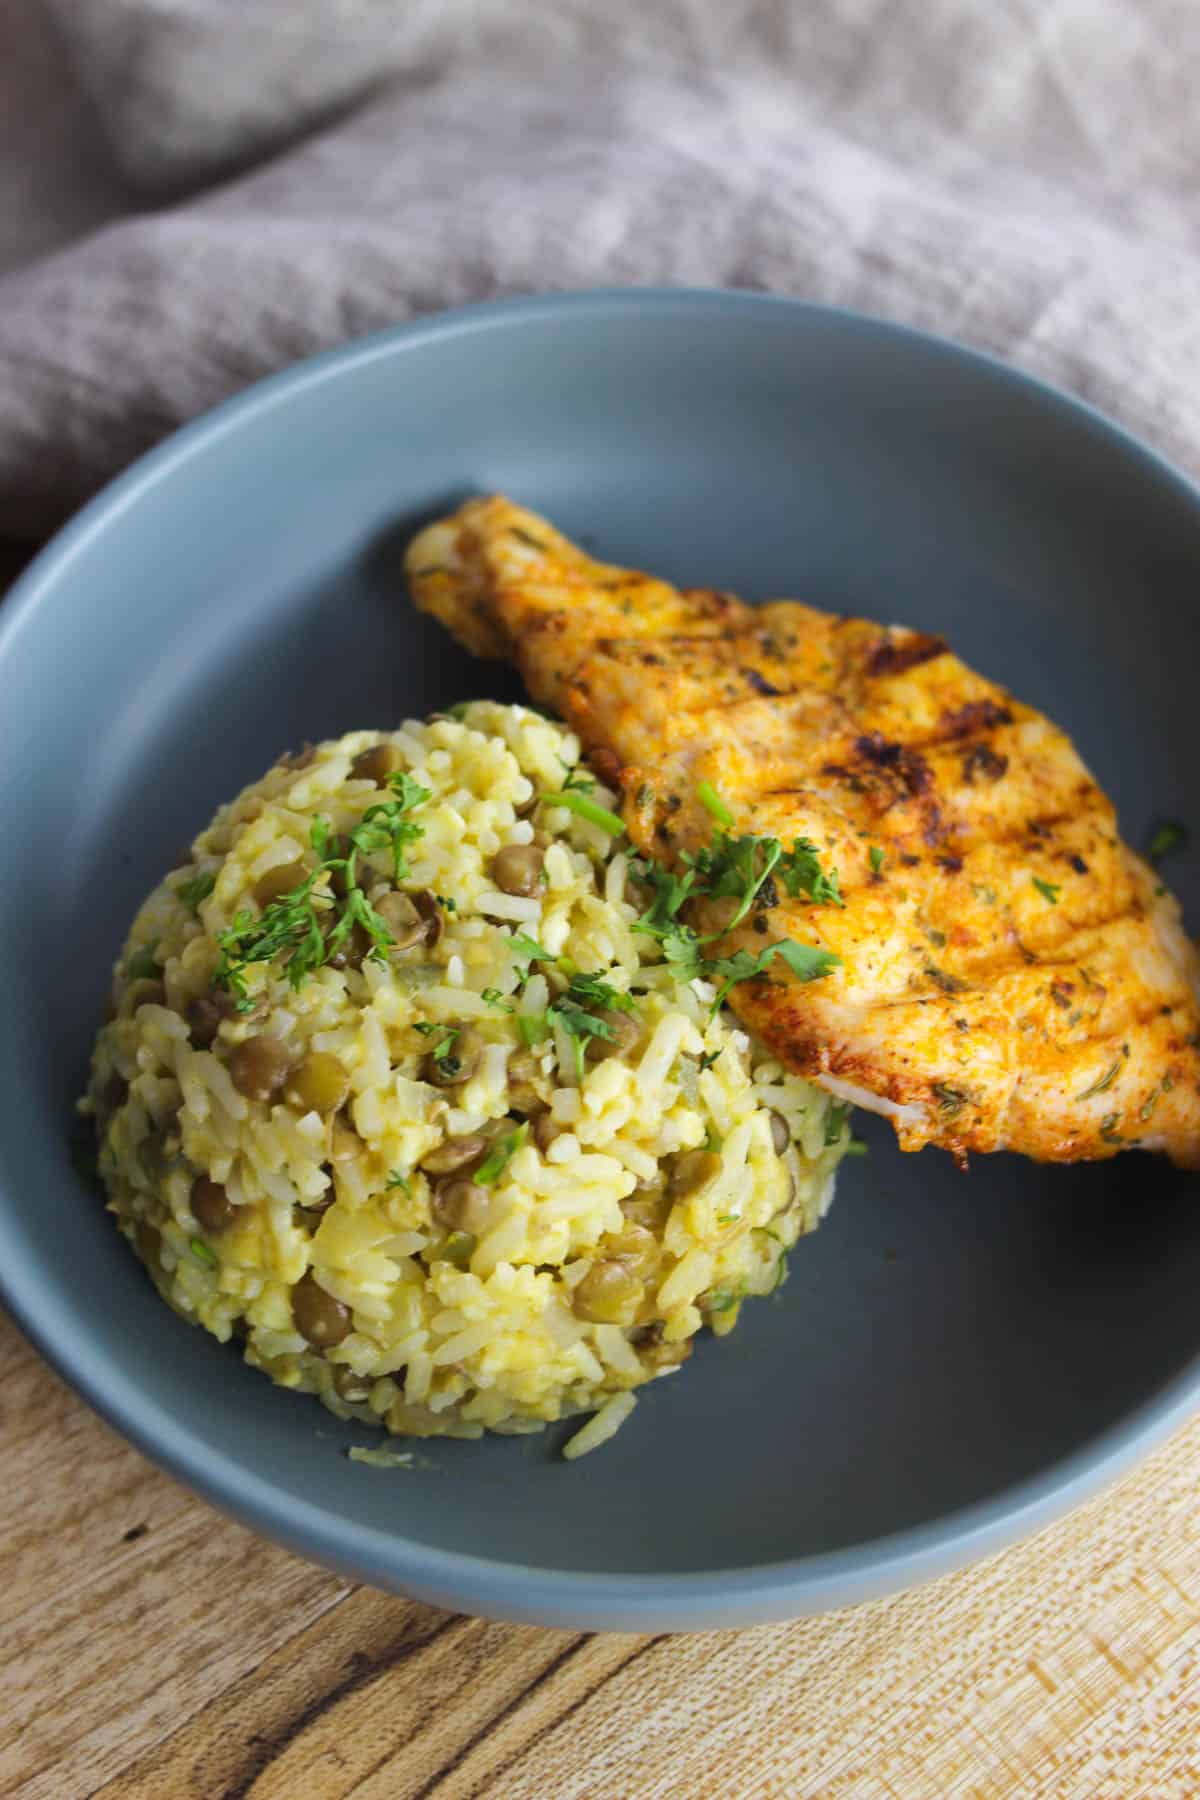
[2,291,1198,1631]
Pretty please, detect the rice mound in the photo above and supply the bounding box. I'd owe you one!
[84,703,850,1452]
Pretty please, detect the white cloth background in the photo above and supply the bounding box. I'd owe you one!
[2,0,1199,540]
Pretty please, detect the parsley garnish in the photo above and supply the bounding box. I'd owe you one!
[480,988,513,1011]
[475,1121,530,1185]
[413,1022,461,1077]
[698,1049,722,1072]
[507,959,636,1076]
[176,869,216,911]
[1148,819,1189,864]
[1032,877,1061,904]
[385,1170,412,1197]
[869,847,885,875]
[540,787,625,836]
[696,782,735,828]
[212,774,429,1006]
[348,771,432,883]
[509,932,556,983]
[189,1237,217,1268]
[627,819,842,1011]
[560,763,596,794]
[703,940,840,1014]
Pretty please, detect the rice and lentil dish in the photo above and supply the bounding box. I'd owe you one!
[83,703,851,1455]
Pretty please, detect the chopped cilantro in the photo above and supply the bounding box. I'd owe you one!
[509,932,555,982]
[480,988,513,1011]
[560,762,596,794]
[351,771,432,883]
[704,938,841,1014]
[189,1237,217,1268]
[540,787,625,836]
[475,1121,530,1186]
[1032,877,1061,904]
[414,1022,462,1077]
[869,846,885,875]
[1148,819,1189,864]
[844,1139,869,1157]
[517,1012,550,1047]
[696,781,735,828]
[385,1170,412,1197]
[176,869,216,910]
[212,774,429,1004]
[698,1049,722,1072]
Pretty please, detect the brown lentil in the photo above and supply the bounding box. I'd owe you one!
[284,1051,350,1116]
[490,843,545,897]
[253,858,308,908]
[432,1178,496,1235]
[584,1007,643,1063]
[374,891,429,951]
[191,1175,237,1233]
[573,1260,643,1325]
[292,1272,352,1348]
[227,1035,294,1103]
[668,1148,723,1200]
[420,1131,489,1176]
[351,742,405,785]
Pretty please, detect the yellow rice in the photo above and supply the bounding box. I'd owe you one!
[83,703,850,1453]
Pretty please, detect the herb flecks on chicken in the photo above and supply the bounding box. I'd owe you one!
[406,496,1200,1167]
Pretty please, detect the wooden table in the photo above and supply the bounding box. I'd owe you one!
[3,1304,1199,1798]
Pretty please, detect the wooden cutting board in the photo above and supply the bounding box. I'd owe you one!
[2,1304,1198,1799]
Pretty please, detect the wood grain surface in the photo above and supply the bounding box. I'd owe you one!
[3,1305,1198,1798]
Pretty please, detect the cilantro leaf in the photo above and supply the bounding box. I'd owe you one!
[540,787,625,836]
[475,1122,530,1185]
[212,772,430,1003]
[696,781,735,828]
[705,938,841,1012]
[176,869,216,911]
[1148,819,1189,864]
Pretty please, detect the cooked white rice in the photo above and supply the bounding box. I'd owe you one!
[83,703,850,1453]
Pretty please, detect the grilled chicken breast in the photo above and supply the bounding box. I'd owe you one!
[407,496,1200,1166]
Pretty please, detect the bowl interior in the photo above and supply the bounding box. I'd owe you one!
[2,294,1199,1622]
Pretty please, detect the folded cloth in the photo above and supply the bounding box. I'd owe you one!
[3,0,1200,538]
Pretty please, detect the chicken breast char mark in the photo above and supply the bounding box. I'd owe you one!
[407,495,1200,1167]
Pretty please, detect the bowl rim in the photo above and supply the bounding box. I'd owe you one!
[3,285,1200,1630]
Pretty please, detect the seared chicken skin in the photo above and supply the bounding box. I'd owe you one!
[407,496,1200,1166]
